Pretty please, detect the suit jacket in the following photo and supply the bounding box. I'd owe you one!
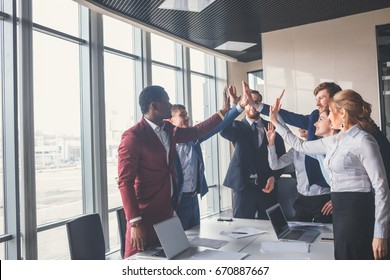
[117,113,222,257]
[260,105,330,188]
[220,117,286,191]
[174,106,242,204]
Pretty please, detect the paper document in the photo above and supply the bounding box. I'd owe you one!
[189,249,248,260]
[260,241,310,253]
[220,227,267,239]
[189,237,228,249]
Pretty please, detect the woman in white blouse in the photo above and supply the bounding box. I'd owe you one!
[269,89,390,260]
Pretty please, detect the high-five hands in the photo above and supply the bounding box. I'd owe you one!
[221,85,231,115]
[241,81,256,108]
[269,89,285,125]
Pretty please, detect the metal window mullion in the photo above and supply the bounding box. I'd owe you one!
[2,0,21,260]
[174,43,184,105]
[182,47,192,121]
[133,27,143,120]
[86,10,109,250]
[18,0,37,260]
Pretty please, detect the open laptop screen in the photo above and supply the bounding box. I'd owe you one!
[266,204,289,237]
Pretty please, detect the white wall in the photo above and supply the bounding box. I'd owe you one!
[261,8,390,125]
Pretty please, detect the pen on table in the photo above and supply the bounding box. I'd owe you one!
[231,232,248,234]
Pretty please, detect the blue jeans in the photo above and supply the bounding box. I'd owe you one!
[176,194,200,230]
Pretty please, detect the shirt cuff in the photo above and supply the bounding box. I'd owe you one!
[129,216,142,223]
[217,110,225,120]
[236,103,244,113]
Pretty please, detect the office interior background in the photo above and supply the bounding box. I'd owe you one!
[0,0,389,260]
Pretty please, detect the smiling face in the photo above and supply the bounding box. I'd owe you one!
[314,110,333,137]
[245,93,261,120]
[328,104,343,131]
[315,89,331,112]
[170,107,190,128]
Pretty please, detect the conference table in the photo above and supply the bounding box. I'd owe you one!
[131,215,335,260]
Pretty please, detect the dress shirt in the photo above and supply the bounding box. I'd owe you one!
[245,116,264,147]
[268,146,330,196]
[176,142,198,193]
[275,123,390,238]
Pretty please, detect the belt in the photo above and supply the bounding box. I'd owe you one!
[181,191,198,198]
[247,178,261,186]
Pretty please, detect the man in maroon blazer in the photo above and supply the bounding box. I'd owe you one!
[117,85,225,258]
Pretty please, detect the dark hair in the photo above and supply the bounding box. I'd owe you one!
[171,104,186,113]
[250,89,262,103]
[329,89,374,133]
[313,82,342,98]
[138,85,166,114]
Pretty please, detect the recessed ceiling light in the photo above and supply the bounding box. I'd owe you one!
[214,41,257,52]
[158,0,215,12]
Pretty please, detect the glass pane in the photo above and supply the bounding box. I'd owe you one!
[190,74,215,216]
[33,0,79,37]
[248,70,264,93]
[151,33,175,65]
[103,15,133,53]
[108,211,120,254]
[152,64,177,103]
[37,226,70,259]
[33,31,82,225]
[104,52,135,211]
[190,48,212,75]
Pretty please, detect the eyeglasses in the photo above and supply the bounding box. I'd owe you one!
[253,100,262,105]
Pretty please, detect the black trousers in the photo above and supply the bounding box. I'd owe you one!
[332,192,374,260]
[293,193,332,223]
[232,184,277,219]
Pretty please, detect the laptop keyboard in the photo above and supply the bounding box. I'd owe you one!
[283,229,304,240]
[151,248,166,258]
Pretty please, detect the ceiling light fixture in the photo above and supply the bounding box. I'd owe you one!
[158,0,215,12]
[214,41,257,52]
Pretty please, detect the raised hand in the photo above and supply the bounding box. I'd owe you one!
[264,122,276,146]
[269,91,283,125]
[241,81,256,108]
[220,85,231,115]
[227,85,240,105]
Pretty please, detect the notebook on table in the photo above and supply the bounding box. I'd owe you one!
[136,216,191,260]
[266,204,320,243]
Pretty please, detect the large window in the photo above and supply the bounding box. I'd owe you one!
[33,1,82,259]
[103,15,141,251]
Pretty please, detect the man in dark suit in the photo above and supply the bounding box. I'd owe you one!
[117,85,225,258]
[220,84,286,219]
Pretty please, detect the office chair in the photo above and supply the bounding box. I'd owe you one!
[277,176,299,221]
[66,213,106,260]
[116,207,127,259]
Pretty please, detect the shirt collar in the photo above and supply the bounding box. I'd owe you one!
[344,124,361,137]
[245,116,263,127]
[144,116,165,133]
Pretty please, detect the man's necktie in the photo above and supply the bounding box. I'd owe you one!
[251,122,259,148]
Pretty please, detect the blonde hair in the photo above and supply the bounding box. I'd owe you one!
[329,89,374,133]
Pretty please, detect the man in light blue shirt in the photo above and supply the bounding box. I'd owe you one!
[170,85,252,230]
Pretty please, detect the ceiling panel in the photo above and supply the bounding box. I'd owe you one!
[80,0,390,62]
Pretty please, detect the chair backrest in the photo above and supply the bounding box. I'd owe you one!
[116,207,127,259]
[66,213,106,260]
[277,177,299,221]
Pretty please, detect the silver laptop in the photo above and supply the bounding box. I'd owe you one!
[136,216,191,259]
[266,204,320,243]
